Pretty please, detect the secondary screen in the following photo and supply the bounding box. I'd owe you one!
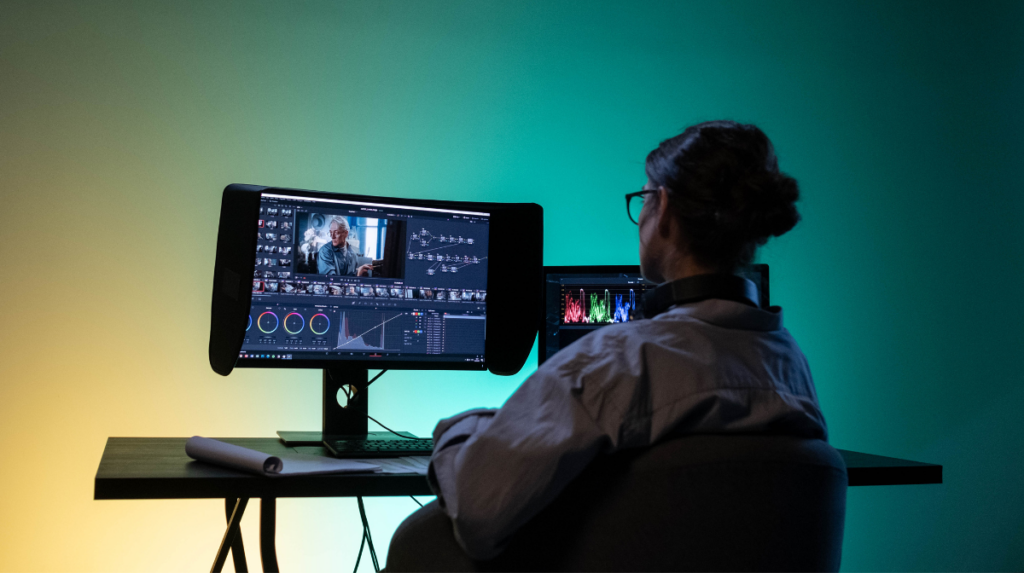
[242,193,489,364]
[542,266,768,364]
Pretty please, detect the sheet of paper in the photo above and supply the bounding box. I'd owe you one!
[352,456,430,475]
[400,456,430,474]
[273,453,381,476]
[186,436,275,474]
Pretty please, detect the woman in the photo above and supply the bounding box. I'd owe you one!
[423,120,826,560]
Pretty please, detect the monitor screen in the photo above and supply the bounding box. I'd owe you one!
[540,265,769,364]
[240,192,490,366]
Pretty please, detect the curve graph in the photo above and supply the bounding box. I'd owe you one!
[335,310,405,352]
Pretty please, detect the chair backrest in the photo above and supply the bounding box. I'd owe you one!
[486,434,848,572]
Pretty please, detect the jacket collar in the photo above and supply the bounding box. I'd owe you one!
[663,299,783,332]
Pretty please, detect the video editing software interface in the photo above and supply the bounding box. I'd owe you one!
[543,270,655,362]
[242,193,489,364]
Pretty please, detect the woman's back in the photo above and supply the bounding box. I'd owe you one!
[424,120,821,560]
[552,298,826,447]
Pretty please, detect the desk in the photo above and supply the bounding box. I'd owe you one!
[94,437,941,572]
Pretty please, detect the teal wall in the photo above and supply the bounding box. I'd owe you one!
[2,1,1022,570]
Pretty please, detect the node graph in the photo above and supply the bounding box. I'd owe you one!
[409,229,475,249]
[407,228,485,276]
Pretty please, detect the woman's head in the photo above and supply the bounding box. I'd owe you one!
[639,120,800,280]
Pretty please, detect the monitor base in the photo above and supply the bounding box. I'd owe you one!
[276,431,324,446]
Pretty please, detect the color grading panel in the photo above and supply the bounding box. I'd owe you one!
[243,301,485,362]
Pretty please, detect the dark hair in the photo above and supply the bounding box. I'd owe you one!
[645,120,801,272]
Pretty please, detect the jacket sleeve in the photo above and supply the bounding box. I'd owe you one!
[426,366,610,560]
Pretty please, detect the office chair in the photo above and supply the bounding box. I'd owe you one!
[385,434,847,572]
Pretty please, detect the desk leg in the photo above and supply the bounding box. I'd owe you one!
[260,498,279,573]
[212,497,248,573]
[224,498,249,572]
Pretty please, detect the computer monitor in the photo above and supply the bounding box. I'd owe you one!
[540,265,769,364]
[209,184,543,441]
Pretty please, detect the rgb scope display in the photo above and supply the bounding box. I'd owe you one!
[563,286,640,324]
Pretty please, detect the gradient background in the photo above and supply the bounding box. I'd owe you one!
[2,1,1022,570]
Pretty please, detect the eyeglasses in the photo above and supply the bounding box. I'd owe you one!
[625,189,657,225]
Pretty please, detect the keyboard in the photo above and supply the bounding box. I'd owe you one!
[324,438,434,458]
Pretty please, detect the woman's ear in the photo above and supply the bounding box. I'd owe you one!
[656,187,674,238]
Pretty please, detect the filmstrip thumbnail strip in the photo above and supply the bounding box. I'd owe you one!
[252,281,486,301]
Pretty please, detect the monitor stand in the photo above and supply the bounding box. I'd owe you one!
[277,367,417,446]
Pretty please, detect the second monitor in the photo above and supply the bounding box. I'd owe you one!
[540,265,769,364]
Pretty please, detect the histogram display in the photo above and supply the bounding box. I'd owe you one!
[336,310,405,352]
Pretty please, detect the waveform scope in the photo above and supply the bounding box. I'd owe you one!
[613,290,636,323]
[563,287,639,325]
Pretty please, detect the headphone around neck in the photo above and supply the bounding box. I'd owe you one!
[639,274,759,319]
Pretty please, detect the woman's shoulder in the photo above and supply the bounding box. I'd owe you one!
[540,314,703,381]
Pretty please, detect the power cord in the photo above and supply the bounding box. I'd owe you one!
[335,370,420,440]
[332,369,387,396]
[353,492,429,572]
[367,413,419,439]
[354,496,380,573]
[367,369,388,387]
[353,529,367,573]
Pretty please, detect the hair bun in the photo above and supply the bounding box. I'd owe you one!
[733,171,801,242]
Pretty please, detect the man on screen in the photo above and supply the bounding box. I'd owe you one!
[317,217,374,276]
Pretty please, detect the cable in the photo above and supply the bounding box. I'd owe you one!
[367,369,387,387]
[362,498,380,572]
[330,369,420,440]
[410,496,423,508]
[353,530,365,573]
[366,413,421,440]
[328,369,351,401]
[357,497,380,572]
[328,369,386,394]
